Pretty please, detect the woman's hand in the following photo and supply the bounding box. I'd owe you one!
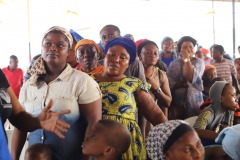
[147,76,159,91]
[180,47,193,59]
[39,99,71,138]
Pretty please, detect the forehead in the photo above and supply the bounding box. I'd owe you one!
[142,44,158,50]
[77,44,96,51]
[181,41,194,47]
[101,28,118,35]
[224,84,235,93]
[163,39,173,44]
[93,123,107,134]
[108,45,129,54]
[174,130,199,145]
[43,32,67,41]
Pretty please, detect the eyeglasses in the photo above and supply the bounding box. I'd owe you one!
[101,34,115,40]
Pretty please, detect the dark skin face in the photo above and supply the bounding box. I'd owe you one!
[162,39,174,54]
[139,44,159,67]
[41,32,70,72]
[205,68,217,80]
[212,48,223,62]
[82,123,110,157]
[76,44,99,73]
[66,41,78,68]
[221,84,239,111]
[100,28,120,48]
[9,58,18,71]
[104,45,130,77]
[195,50,204,59]
[166,131,205,160]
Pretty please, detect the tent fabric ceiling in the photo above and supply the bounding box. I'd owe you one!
[201,0,240,2]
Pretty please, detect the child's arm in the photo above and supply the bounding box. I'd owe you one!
[193,109,217,140]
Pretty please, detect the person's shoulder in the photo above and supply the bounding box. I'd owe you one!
[2,67,8,72]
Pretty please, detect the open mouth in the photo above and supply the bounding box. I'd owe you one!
[109,64,119,69]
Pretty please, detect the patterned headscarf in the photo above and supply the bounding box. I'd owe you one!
[75,39,101,54]
[146,120,193,160]
[104,37,136,64]
[27,26,72,86]
[42,26,73,49]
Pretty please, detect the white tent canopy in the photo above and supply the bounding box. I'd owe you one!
[0,0,239,69]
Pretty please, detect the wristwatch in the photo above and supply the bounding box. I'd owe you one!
[156,87,162,93]
[183,58,190,63]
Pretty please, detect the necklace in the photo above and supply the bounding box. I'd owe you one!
[145,67,156,79]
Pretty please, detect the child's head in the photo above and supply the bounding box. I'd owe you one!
[24,143,52,160]
[202,65,217,81]
[209,81,239,111]
[82,119,131,160]
[202,65,217,93]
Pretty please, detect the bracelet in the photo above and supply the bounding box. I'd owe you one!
[156,87,162,93]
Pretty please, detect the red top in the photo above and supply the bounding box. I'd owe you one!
[2,67,23,98]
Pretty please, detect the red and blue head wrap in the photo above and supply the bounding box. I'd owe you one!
[104,37,136,64]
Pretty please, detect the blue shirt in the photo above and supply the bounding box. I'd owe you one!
[0,118,12,160]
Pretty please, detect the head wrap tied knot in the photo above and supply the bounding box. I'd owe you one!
[43,26,73,49]
[75,39,101,54]
[104,37,136,64]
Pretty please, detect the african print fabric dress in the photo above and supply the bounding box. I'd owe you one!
[93,76,149,160]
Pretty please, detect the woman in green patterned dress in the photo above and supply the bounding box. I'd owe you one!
[92,37,167,160]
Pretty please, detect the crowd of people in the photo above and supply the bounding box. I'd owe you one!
[1,24,240,160]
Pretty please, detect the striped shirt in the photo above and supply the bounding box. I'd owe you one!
[211,59,237,84]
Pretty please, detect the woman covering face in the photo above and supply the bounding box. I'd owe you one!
[12,26,102,160]
[167,36,204,119]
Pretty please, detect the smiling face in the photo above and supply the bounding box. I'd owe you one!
[41,32,70,68]
[221,84,239,111]
[139,43,159,66]
[104,45,130,76]
[76,44,99,72]
[166,131,205,160]
[162,39,174,54]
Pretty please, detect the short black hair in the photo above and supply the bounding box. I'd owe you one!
[10,55,18,60]
[100,24,121,36]
[98,119,131,157]
[213,44,224,54]
[137,40,158,56]
[177,36,197,53]
[25,143,52,160]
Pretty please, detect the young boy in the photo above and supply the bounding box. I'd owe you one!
[82,119,131,160]
[193,81,239,146]
[24,143,52,160]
